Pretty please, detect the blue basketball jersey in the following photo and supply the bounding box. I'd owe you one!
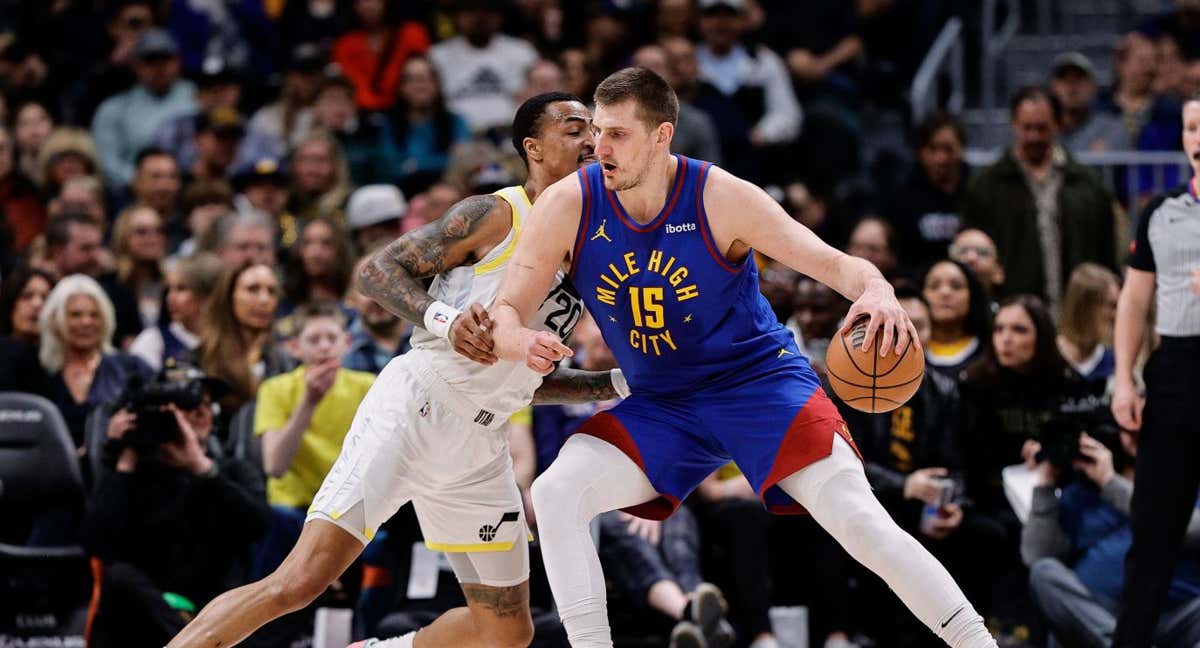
[570,155,809,397]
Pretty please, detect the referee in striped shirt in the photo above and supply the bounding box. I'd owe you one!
[1111,95,1200,646]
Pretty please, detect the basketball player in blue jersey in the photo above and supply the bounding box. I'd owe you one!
[488,68,997,647]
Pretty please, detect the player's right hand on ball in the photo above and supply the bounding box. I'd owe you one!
[450,303,498,365]
[524,330,573,375]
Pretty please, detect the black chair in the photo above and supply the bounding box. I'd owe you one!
[0,392,90,641]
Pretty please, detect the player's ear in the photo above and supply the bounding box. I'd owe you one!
[523,136,542,163]
[656,122,674,147]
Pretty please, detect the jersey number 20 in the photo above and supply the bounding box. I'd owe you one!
[544,283,582,339]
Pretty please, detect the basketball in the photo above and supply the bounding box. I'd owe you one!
[825,317,925,413]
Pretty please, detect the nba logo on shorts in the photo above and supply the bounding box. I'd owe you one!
[419,401,430,418]
[433,311,450,324]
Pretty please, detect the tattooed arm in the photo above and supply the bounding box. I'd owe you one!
[356,194,511,324]
[532,366,619,404]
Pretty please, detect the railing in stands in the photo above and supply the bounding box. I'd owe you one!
[909,17,964,122]
[981,0,1021,111]
[965,148,1192,201]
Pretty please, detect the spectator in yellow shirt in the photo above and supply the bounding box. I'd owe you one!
[251,301,374,575]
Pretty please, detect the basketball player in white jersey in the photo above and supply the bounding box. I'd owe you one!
[167,93,626,648]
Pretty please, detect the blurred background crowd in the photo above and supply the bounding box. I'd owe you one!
[0,0,1196,647]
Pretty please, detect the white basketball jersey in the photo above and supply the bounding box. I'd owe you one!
[409,185,583,418]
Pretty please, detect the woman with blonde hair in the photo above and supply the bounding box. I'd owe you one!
[39,274,153,447]
[286,129,352,223]
[1057,262,1120,384]
[129,253,224,372]
[112,205,168,327]
[198,261,293,413]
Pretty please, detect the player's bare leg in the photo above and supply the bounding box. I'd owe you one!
[776,437,996,648]
[402,581,533,648]
[167,519,362,647]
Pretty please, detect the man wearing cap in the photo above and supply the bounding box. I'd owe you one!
[155,58,245,173]
[185,107,246,183]
[1050,52,1130,154]
[692,0,801,184]
[92,28,197,191]
[346,184,407,253]
[232,156,298,247]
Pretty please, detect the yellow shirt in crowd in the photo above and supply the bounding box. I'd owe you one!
[254,366,375,509]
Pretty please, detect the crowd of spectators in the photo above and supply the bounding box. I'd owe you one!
[1,0,1198,647]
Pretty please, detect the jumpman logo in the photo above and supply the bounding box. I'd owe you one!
[591,219,612,242]
[778,348,794,358]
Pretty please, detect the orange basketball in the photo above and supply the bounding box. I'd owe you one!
[825,317,925,413]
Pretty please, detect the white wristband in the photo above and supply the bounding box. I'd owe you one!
[423,301,462,339]
[610,368,631,399]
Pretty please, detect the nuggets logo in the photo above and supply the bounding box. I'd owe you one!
[594,249,701,356]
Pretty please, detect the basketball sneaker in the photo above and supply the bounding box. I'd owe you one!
[347,632,414,648]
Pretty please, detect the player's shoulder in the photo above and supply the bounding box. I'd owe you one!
[440,192,512,232]
[699,163,769,207]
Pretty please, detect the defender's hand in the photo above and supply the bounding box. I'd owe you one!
[450,303,498,365]
[523,330,572,375]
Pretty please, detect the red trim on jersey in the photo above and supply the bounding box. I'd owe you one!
[694,162,746,274]
[573,412,679,521]
[570,168,592,280]
[1191,176,1199,200]
[759,387,863,515]
[607,155,688,233]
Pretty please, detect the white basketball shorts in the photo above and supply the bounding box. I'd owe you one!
[307,353,531,587]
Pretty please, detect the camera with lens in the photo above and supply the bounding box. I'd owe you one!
[108,367,208,447]
[1036,413,1123,478]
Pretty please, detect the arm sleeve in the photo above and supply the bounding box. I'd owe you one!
[253,375,291,436]
[751,48,803,144]
[1021,485,1074,566]
[1127,194,1164,272]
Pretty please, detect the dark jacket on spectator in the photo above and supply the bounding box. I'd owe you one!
[49,353,153,448]
[960,365,1093,514]
[962,149,1116,299]
[887,164,967,272]
[841,368,963,529]
[81,449,270,607]
[98,272,147,347]
[0,336,51,397]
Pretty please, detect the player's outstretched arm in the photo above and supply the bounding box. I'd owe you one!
[532,366,628,405]
[703,166,916,356]
[357,194,511,362]
[490,176,582,373]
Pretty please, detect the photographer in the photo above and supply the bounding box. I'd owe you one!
[80,369,270,648]
[1023,430,1200,647]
